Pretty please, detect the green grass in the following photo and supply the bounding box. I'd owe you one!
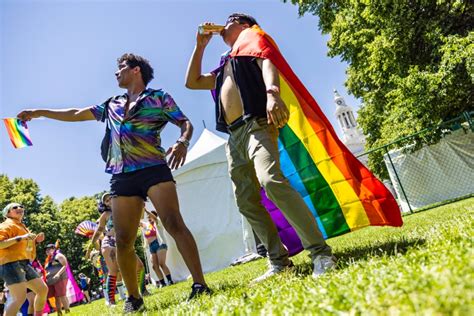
[72,198,473,315]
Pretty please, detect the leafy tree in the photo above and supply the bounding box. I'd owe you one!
[285,0,473,177]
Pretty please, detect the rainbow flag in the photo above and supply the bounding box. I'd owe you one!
[229,26,402,242]
[3,118,33,148]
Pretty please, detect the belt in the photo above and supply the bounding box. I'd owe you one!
[227,116,248,132]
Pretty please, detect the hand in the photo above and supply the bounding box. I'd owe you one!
[196,22,214,48]
[266,94,289,128]
[166,142,187,170]
[35,232,45,243]
[17,109,41,121]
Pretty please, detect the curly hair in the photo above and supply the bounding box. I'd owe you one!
[117,53,154,86]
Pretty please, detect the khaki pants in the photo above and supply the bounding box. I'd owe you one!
[225,118,332,266]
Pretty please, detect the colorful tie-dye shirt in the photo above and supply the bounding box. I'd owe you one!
[89,88,188,174]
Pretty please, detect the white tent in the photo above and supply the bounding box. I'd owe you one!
[145,129,255,282]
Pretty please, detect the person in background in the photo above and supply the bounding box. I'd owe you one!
[44,244,70,315]
[0,203,48,316]
[27,257,48,315]
[77,273,91,304]
[140,209,173,287]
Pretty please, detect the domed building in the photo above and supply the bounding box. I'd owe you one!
[333,89,368,165]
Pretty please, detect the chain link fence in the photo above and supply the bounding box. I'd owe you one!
[357,111,474,214]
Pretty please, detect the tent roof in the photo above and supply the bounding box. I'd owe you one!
[173,129,227,177]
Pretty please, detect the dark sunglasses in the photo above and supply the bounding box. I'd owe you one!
[11,205,24,210]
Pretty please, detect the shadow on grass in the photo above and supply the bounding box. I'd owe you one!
[144,281,243,312]
[293,238,426,275]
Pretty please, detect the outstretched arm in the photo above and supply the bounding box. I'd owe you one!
[17,107,95,122]
[144,209,158,222]
[185,23,217,90]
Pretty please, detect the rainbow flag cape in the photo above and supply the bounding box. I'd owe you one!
[228,26,402,246]
[3,118,33,148]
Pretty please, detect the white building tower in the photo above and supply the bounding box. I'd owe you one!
[334,90,367,164]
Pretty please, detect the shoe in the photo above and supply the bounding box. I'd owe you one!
[188,283,212,300]
[123,296,145,313]
[142,289,151,296]
[251,260,293,283]
[312,255,336,278]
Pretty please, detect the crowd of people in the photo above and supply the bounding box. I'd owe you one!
[3,12,337,315]
[0,196,172,316]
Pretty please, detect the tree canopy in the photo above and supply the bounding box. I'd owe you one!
[286,0,473,176]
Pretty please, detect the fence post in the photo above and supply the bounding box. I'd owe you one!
[384,147,413,214]
[463,111,474,132]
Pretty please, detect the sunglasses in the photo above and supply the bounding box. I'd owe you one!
[11,205,24,210]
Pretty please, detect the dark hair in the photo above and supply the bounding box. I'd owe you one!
[117,53,154,86]
[98,201,111,214]
[227,13,258,27]
[151,210,158,217]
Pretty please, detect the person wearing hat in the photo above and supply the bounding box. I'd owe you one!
[0,203,48,316]
[44,243,70,315]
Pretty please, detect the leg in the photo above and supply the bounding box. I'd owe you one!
[55,294,63,315]
[25,278,48,316]
[157,249,171,276]
[151,253,165,281]
[225,134,289,267]
[27,291,35,314]
[147,181,206,285]
[158,249,173,284]
[112,196,144,299]
[250,123,332,258]
[102,247,118,304]
[4,282,27,316]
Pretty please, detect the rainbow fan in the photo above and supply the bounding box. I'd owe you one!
[75,220,98,238]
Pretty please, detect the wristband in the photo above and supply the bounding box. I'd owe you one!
[177,137,190,148]
[266,85,280,95]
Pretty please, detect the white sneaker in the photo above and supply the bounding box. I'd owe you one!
[312,255,336,278]
[252,260,293,283]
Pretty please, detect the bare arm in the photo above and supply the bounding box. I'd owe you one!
[167,119,194,170]
[0,233,35,249]
[17,107,96,122]
[90,212,108,245]
[185,23,217,90]
[258,58,289,128]
[54,253,68,277]
[144,209,158,222]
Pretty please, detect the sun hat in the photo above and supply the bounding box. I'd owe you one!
[2,203,22,218]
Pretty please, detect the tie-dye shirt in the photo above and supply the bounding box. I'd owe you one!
[89,88,188,174]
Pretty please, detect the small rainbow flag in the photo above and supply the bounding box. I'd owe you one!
[3,118,33,149]
[230,26,402,242]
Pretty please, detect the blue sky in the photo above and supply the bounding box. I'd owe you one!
[0,0,359,203]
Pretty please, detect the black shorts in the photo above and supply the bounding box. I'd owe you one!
[110,164,174,200]
[0,260,40,286]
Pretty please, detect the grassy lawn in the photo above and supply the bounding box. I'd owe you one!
[72,198,473,315]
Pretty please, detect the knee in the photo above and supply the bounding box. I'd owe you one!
[115,233,136,250]
[38,282,48,297]
[161,214,185,235]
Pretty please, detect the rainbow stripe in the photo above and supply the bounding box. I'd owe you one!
[230,26,402,237]
[3,118,33,149]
